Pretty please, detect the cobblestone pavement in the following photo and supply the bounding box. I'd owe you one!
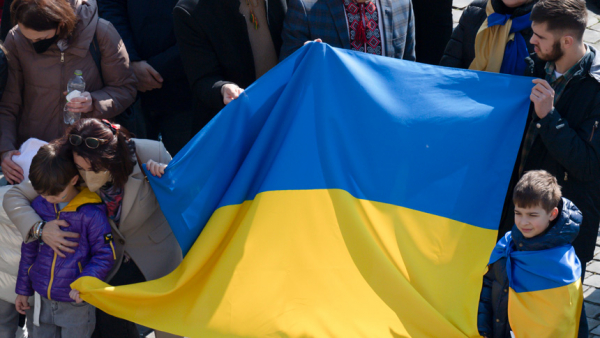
[585,242,600,337]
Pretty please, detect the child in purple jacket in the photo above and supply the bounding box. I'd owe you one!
[14,143,115,338]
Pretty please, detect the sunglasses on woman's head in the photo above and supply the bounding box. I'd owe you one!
[69,134,109,149]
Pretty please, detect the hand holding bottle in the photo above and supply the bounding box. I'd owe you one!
[64,70,91,124]
[66,91,93,113]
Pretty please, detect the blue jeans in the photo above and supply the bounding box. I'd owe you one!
[34,297,95,338]
[0,298,19,337]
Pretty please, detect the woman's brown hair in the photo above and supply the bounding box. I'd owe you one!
[11,0,77,40]
[62,118,136,189]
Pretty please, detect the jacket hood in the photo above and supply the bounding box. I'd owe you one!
[587,45,600,83]
[34,187,104,216]
[511,197,581,251]
[14,0,98,58]
[526,45,600,84]
[61,187,103,212]
[66,0,99,58]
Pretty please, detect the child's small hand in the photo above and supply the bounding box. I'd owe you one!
[146,159,167,178]
[69,289,83,303]
[15,295,30,314]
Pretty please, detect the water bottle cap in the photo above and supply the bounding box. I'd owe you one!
[74,70,83,76]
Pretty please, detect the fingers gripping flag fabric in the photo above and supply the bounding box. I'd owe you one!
[72,43,534,337]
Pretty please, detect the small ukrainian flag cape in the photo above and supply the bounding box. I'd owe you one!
[489,232,583,338]
[73,44,534,337]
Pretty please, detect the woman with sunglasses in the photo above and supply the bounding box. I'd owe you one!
[0,0,137,185]
[3,118,182,338]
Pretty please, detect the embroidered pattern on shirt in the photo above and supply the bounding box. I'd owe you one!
[343,0,382,55]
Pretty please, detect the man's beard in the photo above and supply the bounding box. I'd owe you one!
[537,40,564,62]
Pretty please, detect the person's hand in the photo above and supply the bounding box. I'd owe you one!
[15,295,30,314]
[1,150,24,184]
[131,61,163,92]
[41,220,79,258]
[221,84,244,105]
[304,38,322,45]
[530,79,555,119]
[146,159,167,178]
[66,91,93,113]
[69,289,83,303]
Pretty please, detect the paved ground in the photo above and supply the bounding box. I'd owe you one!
[584,243,600,337]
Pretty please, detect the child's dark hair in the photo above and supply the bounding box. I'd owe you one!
[29,142,79,196]
[513,170,562,213]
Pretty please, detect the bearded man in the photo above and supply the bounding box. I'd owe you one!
[496,0,600,336]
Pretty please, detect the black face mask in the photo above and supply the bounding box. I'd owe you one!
[32,35,58,54]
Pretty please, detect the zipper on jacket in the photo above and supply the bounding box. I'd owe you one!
[78,262,83,273]
[47,204,60,300]
[109,241,116,260]
[47,253,57,300]
[60,52,65,117]
[590,121,599,142]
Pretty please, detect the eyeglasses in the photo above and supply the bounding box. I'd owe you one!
[69,134,109,149]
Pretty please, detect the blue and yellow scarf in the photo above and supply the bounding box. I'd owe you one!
[470,1,532,75]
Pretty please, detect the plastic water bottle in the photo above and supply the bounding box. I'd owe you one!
[63,70,86,125]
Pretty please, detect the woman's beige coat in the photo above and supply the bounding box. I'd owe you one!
[2,139,182,281]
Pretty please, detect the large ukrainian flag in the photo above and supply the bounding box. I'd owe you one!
[73,43,534,337]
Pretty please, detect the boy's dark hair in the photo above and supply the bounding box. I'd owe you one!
[513,170,562,213]
[30,142,79,196]
[530,0,587,41]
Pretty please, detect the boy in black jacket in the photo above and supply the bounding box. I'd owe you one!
[479,170,582,338]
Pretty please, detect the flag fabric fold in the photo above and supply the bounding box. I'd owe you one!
[72,43,533,337]
[489,232,583,338]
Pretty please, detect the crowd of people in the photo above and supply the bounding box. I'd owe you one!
[0,0,596,336]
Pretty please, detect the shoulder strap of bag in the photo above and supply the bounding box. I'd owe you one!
[134,151,149,182]
[90,33,105,85]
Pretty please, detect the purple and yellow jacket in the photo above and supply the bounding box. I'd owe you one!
[15,188,116,302]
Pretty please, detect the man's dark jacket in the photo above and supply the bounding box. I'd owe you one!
[412,0,452,65]
[479,198,581,338]
[98,0,192,113]
[173,0,286,134]
[439,0,535,69]
[498,47,600,264]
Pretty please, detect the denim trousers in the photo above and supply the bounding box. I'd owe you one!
[33,296,95,338]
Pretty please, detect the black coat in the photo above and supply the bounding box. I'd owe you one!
[0,0,11,41]
[498,47,600,263]
[439,0,535,69]
[412,0,453,65]
[97,0,192,113]
[173,0,286,134]
[479,198,581,338]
